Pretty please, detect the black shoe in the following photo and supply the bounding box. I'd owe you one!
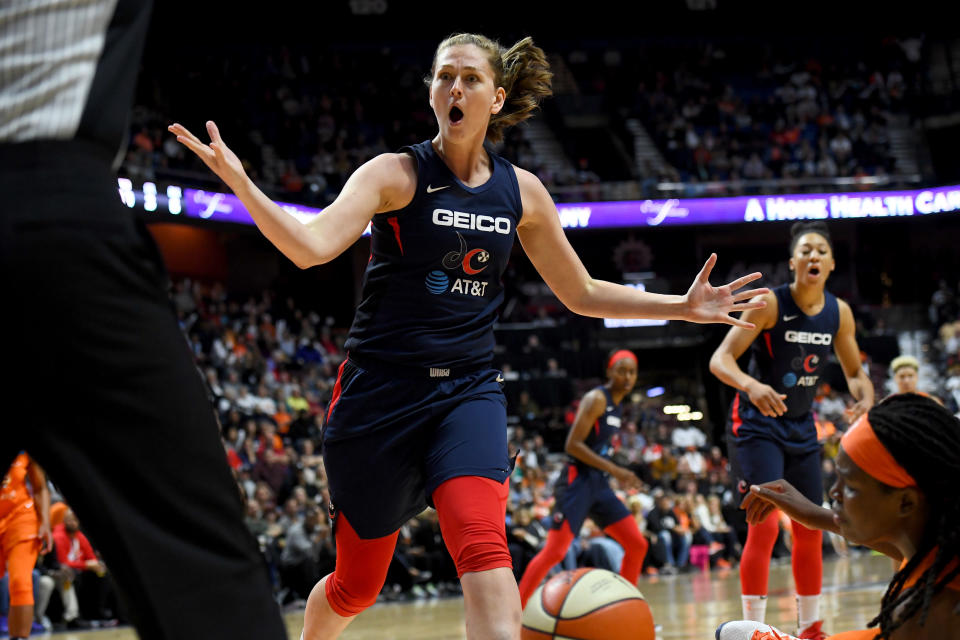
[93,618,120,628]
[66,618,93,630]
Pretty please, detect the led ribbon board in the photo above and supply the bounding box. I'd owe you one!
[119,180,960,231]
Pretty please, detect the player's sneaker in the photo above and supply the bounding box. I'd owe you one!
[715,620,801,640]
[797,620,827,639]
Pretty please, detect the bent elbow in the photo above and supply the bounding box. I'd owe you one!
[708,354,726,379]
[708,357,719,377]
[294,251,329,270]
[560,289,591,318]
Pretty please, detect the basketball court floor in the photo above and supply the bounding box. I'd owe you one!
[42,552,894,639]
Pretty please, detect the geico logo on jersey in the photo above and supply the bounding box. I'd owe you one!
[784,330,833,345]
[433,209,511,234]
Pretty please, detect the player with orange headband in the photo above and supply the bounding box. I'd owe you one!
[0,454,52,639]
[716,392,960,640]
[518,349,649,606]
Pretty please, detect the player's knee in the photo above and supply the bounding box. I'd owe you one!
[627,532,649,556]
[325,571,381,617]
[9,574,35,607]
[791,523,822,549]
[539,541,569,565]
[450,530,512,575]
[748,511,780,546]
[434,476,512,576]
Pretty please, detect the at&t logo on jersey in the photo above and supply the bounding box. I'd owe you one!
[785,330,833,345]
[783,372,819,388]
[424,270,490,297]
[425,270,450,294]
[432,208,512,234]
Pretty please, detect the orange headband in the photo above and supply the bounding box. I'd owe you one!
[608,350,637,370]
[841,414,916,488]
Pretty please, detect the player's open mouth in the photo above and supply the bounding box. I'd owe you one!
[450,106,464,123]
[809,266,820,276]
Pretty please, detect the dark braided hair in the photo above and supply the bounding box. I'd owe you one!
[789,221,833,255]
[867,392,960,638]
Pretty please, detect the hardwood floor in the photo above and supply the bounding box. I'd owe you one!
[44,553,895,640]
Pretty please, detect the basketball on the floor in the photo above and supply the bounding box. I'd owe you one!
[521,568,655,640]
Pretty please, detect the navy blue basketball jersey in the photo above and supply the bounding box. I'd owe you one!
[344,140,522,371]
[741,284,840,418]
[568,386,622,475]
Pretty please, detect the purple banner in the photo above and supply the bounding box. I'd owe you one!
[553,184,960,229]
[152,184,960,231]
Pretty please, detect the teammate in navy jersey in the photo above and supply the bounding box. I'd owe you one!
[171,33,768,640]
[517,349,649,606]
[709,221,875,639]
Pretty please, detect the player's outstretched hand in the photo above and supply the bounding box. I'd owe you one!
[740,480,823,530]
[168,121,248,193]
[682,254,768,329]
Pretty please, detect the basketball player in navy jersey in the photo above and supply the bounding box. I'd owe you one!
[171,33,769,640]
[709,221,874,639]
[517,349,649,606]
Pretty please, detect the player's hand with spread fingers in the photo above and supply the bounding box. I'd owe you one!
[682,253,769,329]
[168,121,248,193]
[745,380,789,417]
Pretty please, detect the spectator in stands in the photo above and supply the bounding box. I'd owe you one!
[646,493,689,573]
[889,354,920,395]
[508,506,548,581]
[407,511,459,594]
[679,446,707,477]
[650,448,679,489]
[672,420,707,450]
[703,495,739,567]
[52,509,116,629]
[628,498,666,575]
[279,506,334,603]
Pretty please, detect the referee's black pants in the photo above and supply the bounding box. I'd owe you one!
[1,140,287,639]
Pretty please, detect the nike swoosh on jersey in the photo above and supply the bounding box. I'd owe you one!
[783,314,799,322]
[426,184,450,193]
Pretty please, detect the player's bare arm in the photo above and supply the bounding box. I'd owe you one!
[834,299,875,423]
[169,121,416,268]
[709,292,789,417]
[565,389,638,487]
[514,168,768,327]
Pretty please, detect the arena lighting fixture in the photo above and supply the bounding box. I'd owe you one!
[646,386,665,398]
[663,405,691,414]
[677,411,704,421]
